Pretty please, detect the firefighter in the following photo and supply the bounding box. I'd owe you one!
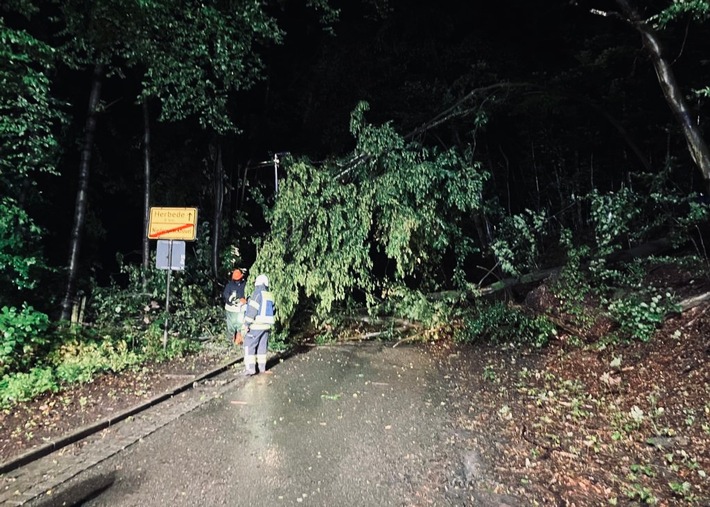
[223,269,247,345]
[242,274,276,375]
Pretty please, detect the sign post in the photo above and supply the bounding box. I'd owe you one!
[148,207,197,349]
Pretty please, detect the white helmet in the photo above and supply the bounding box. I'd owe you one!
[254,274,269,287]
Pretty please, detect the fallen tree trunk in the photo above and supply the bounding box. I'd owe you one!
[679,291,710,312]
[431,238,676,302]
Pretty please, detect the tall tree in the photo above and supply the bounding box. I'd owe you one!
[56,0,138,319]
[0,12,65,307]
[212,140,225,279]
[141,100,151,287]
[57,0,285,317]
[589,0,710,192]
[134,1,285,281]
[60,63,103,320]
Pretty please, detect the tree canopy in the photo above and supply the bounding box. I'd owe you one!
[0,15,65,301]
[0,0,709,330]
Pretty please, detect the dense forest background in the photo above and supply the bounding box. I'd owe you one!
[2,0,710,381]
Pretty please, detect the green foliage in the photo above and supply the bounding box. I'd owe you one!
[88,249,223,344]
[587,180,710,263]
[0,18,65,299]
[313,331,336,346]
[0,18,64,179]
[250,102,488,329]
[554,229,592,308]
[0,304,50,376]
[304,0,340,31]
[132,1,283,133]
[623,482,658,505]
[56,0,284,133]
[454,302,556,348]
[554,255,681,345]
[353,102,486,277]
[487,179,692,283]
[588,187,641,258]
[548,181,708,343]
[0,366,58,407]
[51,338,141,384]
[251,158,373,326]
[653,0,710,28]
[606,290,680,342]
[1,0,40,17]
[668,481,694,501]
[0,325,201,409]
[0,198,45,294]
[490,209,548,276]
[379,285,457,330]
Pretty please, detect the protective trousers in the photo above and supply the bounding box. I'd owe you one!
[243,329,269,374]
[225,308,244,344]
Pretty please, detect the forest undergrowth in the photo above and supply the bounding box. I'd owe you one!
[430,262,710,506]
[1,260,708,505]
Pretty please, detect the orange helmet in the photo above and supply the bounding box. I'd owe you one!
[232,269,244,281]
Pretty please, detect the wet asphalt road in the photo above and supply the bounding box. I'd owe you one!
[45,342,470,507]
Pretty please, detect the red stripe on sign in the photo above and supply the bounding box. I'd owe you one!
[149,223,194,238]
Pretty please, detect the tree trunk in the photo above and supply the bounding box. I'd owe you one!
[429,237,674,301]
[615,0,710,193]
[60,63,104,321]
[141,100,152,290]
[213,140,224,279]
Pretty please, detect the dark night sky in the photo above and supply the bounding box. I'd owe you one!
[241,0,592,157]
[28,0,709,283]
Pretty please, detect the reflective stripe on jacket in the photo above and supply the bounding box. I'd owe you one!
[243,288,275,330]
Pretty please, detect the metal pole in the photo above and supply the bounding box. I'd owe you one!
[163,240,173,350]
[274,154,279,194]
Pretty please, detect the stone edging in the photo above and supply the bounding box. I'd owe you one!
[0,355,243,475]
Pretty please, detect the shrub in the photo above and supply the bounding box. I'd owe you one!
[51,338,142,384]
[87,256,223,345]
[0,367,58,408]
[139,326,202,361]
[0,304,50,375]
[490,209,548,276]
[454,302,556,348]
[606,290,680,342]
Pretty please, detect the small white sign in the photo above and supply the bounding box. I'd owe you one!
[156,240,186,270]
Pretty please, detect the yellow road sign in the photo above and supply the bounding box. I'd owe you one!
[148,207,198,241]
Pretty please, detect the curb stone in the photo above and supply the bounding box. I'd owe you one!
[0,348,295,506]
[1,368,245,506]
[0,357,246,506]
[0,355,243,475]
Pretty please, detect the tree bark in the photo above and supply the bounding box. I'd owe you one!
[614,0,710,193]
[679,291,710,312]
[60,63,104,321]
[141,101,152,290]
[213,140,224,279]
[428,237,674,301]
